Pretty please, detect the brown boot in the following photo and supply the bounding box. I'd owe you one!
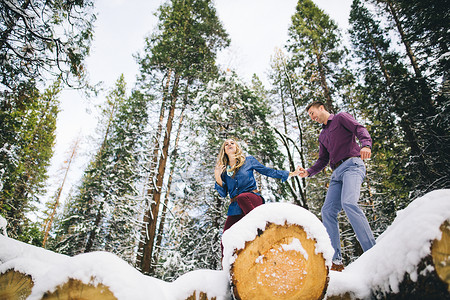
[331,263,344,272]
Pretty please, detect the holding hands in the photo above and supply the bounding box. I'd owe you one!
[290,165,308,178]
[297,167,309,178]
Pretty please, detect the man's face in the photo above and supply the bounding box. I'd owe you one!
[307,105,325,124]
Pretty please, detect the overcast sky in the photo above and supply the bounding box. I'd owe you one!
[45,0,352,203]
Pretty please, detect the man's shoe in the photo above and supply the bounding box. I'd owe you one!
[331,263,344,272]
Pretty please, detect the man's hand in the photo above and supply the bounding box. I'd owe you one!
[360,146,372,160]
[298,167,309,178]
[289,166,302,177]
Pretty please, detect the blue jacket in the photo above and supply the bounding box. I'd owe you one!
[215,156,289,215]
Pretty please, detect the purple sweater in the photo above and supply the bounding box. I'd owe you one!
[307,112,372,176]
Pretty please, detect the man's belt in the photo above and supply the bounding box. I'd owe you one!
[231,190,259,202]
[332,157,353,170]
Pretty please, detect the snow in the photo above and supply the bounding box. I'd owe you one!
[221,202,334,273]
[326,189,450,299]
[0,216,7,236]
[0,234,228,300]
[0,189,448,299]
[281,238,309,260]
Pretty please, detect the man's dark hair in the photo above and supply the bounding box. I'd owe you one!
[306,101,327,112]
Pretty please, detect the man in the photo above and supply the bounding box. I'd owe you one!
[298,101,376,271]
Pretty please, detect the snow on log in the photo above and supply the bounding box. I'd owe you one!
[170,269,231,300]
[222,202,334,300]
[0,234,68,300]
[326,189,450,300]
[0,234,230,299]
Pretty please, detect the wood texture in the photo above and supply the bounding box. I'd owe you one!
[41,278,117,300]
[431,220,450,292]
[0,270,33,300]
[230,223,328,300]
[185,291,216,300]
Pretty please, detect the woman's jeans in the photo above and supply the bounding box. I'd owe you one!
[221,192,263,257]
[223,192,263,232]
[321,157,376,263]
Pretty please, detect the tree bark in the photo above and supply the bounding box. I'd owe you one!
[152,86,187,271]
[138,74,180,274]
[136,70,172,269]
[42,138,79,248]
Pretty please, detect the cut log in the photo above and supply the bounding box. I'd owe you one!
[432,220,450,291]
[327,221,450,300]
[0,270,33,300]
[41,278,117,300]
[230,222,329,300]
[185,291,215,300]
[171,269,230,300]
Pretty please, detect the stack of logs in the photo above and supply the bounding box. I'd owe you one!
[1,206,449,299]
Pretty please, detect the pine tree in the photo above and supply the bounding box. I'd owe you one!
[0,80,60,242]
[393,0,449,79]
[350,0,450,197]
[42,137,80,248]
[135,0,229,274]
[0,0,95,92]
[286,0,350,113]
[268,48,312,209]
[52,76,148,262]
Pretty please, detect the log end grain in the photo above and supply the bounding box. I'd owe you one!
[231,223,328,300]
[41,278,117,300]
[431,220,450,292]
[0,270,33,300]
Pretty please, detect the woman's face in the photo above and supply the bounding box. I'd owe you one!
[224,139,237,156]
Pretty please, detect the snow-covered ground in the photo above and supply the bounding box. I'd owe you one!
[0,189,449,299]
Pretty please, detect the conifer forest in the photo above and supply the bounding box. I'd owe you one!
[0,0,449,281]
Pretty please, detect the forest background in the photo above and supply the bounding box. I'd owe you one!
[0,0,448,280]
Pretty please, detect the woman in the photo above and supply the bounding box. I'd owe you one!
[214,138,301,233]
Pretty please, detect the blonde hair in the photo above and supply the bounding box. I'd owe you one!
[217,138,246,173]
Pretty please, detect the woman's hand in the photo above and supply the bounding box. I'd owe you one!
[214,163,225,186]
[298,167,309,178]
[289,166,305,178]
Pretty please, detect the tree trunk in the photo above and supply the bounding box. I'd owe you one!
[136,70,172,269]
[138,74,180,274]
[230,222,329,300]
[315,48,333,112]
[42,138,79,248]
[384,0,421,78]
[152,88,187,271]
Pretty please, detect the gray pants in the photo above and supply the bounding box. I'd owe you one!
[321,157,376,262]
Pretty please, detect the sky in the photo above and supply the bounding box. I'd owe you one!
[45,0,353,205]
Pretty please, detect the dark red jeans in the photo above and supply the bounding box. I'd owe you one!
[221,193,263,257]
[223,192,264,232]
